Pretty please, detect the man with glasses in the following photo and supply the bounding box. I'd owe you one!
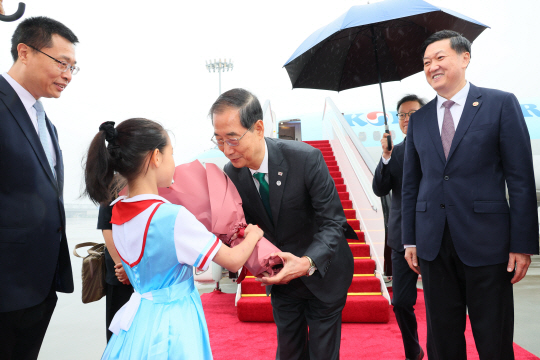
[372,94,427,360]
[210,88,354,360]
[0,17,79,359]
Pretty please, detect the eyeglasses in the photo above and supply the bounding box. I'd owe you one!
[397,110,417,120]
[26,44,80,75]
[211,123,254,147]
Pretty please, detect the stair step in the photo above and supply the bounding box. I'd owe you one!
[338,192,349,201]
[240,278,267,294]
[237,293,390,323]
[304,140,330,145]
[237,297,274,322]
[330,171,341,178]
[333,178,344,185]
[348,231,365,243]
[324,160,337,167]
[348,276,381,293]
[335,184,347,193]
[347,219,360,230]
[327,165,340,172]
[354,259,376,273]
[344,209,356,218]
[323,157,336,163]
[342,296,390,323]
[350,243,370,257]
[341,199,352,208]
[321,151,334,157]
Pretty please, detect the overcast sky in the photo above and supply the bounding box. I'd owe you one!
[1,0,538,204]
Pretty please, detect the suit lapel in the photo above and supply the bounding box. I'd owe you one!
[238,165,274,232]
[0,77,58,191]
[267,139,288,228]
[425,98,446,164]
[446,84,482,163]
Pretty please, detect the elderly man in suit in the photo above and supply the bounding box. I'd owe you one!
[401,30,539,360]
[0,17,79,359]
[210,88,354,360]
[373,94,426,360]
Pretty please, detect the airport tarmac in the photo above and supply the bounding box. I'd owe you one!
[36,217,540,359]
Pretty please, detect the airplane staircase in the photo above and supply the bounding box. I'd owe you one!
[236,140,390,323]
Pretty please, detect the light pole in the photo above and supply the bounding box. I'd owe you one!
[206,58,233,95]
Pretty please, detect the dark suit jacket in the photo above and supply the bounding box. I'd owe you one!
[224,138,354,303]
[0,76,73,312]
[402,83,539,266]
[372,137,406,252]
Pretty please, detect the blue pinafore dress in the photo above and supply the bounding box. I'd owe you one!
[102,197,221,360]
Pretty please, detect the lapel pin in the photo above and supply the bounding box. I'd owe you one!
[276,181,282,186]
[472,101,479,107]
[278,172,283,176]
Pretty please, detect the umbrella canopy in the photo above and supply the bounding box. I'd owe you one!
[284,0,489,92]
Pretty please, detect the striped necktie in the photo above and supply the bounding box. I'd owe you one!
[253,172,272,221]
[33,100,56,180]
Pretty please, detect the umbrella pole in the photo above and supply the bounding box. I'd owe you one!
[370,25,392,151]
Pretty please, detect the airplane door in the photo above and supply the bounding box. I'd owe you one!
[278,119,302,141]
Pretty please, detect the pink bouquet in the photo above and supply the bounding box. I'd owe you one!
[158,160,283,280]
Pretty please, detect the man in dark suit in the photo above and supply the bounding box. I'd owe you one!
[372,94,426,360]
[0,17,79,359]
[210,88,354,360]
[402,30,539,360]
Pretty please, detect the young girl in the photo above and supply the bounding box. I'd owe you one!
[84,119,263,359]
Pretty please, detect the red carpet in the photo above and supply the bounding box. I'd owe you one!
[202,290,540,360]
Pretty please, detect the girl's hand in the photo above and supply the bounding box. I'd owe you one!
[244,224,264,241]
[114,262,130,285]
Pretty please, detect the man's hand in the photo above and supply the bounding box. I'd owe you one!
[507,252,531,284]
[256,252,310,285]
[381,133,393,160]
[404,247,421,275]
[114,263,130,285]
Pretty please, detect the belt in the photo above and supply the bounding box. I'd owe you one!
[109,280,195,335]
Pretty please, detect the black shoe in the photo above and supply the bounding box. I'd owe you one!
[405,347,424,360]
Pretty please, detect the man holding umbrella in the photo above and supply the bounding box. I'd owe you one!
[401,30,538,359]
[373,94,426,360]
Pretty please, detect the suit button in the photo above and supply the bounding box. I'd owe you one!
[57,227,63,233]
[444,176,449,180]
[440,204,445,209]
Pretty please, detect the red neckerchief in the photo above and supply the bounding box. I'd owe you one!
[111,200,164,225]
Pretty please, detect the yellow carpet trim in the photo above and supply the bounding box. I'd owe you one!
[353,274,375,277]
[353,257,370,259]
[347,292,382,296]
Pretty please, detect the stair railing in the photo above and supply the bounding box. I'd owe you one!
[262,100,277,138]
[322,97,390,303]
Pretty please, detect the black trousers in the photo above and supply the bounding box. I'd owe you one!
[0,283,57,360]
[392,249,422,359]
[419,223,514,360]
[271,278,346,360]
[105,283,134,341]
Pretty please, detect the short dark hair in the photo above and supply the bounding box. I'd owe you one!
[397,94,426,112]
[11,16,79,62]
[421,30,471,58]
[84,119,168,205]
[209,88,263,129]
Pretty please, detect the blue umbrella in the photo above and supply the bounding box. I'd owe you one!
[284,0,489,149]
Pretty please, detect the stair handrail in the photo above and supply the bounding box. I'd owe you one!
[262,100,277,138]
[323,98,378,212]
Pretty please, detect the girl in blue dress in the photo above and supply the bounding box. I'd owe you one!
[84,119,264,360]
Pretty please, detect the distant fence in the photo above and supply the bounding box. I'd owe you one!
[64,203,99,218]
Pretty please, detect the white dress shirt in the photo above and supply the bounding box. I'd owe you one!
[436,81,470,133]
[249,139,269,193]
[2,72,57,167]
